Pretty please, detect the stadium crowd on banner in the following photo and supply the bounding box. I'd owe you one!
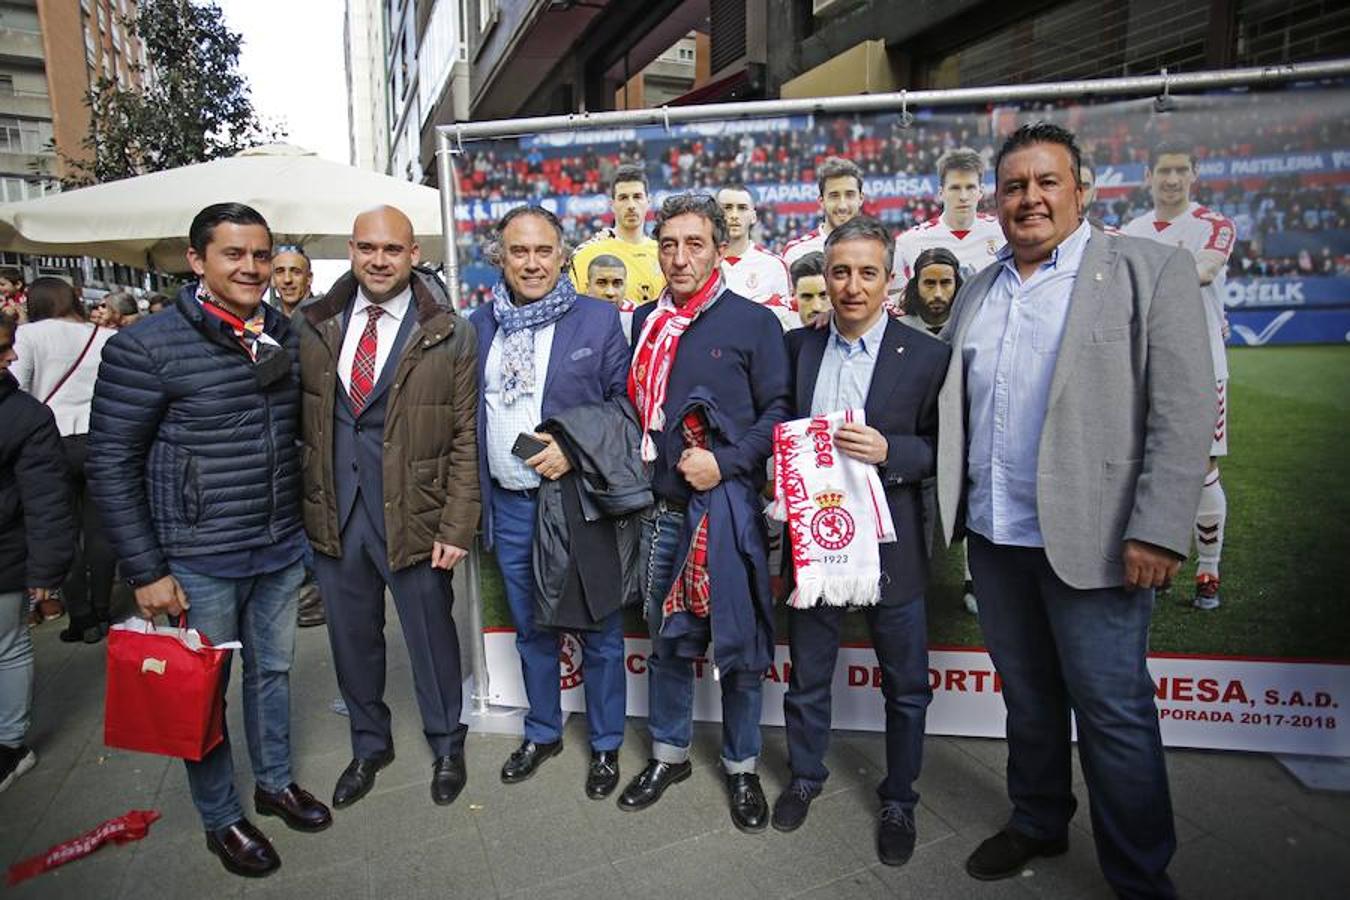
[0,68,1345,896]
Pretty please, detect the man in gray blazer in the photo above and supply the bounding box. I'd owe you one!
[937,123,1215,899]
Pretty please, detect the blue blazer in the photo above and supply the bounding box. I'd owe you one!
[470,294,630,546]
[785,317,950,604]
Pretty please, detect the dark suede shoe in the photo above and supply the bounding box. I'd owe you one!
[332,749,395,809]
[966,827,1069,880]
[431,755,467,806]
[585,750,620,800]
[877,804,917,866]
[725,772,768,833]
[771,781,820,833]
[617,760,691,811]
[500,739,563,784]
[254,783,332,832]
[205,818,280,878]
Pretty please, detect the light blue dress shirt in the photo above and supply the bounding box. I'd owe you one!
[963,219,1092,547]
[810,310,889,416]
[484,322,555,490]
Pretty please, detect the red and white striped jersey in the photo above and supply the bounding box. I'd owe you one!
[889,213,1004,298]
[1121,202,1235,380]
[722,244,795,331]
[782,227,825,266]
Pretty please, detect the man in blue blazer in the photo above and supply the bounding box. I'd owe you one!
[470,206,632,798]
[772,216,950,867]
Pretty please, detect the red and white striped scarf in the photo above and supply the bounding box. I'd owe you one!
[627,269,724,461]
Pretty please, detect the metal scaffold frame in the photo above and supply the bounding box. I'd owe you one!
[433,58,1350,722]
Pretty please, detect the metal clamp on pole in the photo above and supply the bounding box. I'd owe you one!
[898,90,914,128]
[1154,67,1178,112]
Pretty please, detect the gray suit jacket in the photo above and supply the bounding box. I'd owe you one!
[936,226,1217,589]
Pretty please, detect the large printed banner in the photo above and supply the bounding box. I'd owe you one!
[482,633,1350,756]
[466,80,1350,757]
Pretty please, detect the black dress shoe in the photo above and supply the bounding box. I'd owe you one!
[966,827,1069,880]
[332,750,395,809]
[877,804,917,866]
[431,755,467,806]
[771,781,820,832]
[254,783,332,832]
[205,818,280,878]
[500,739,563,784]
[585,750,620,800]
[725,772,768,833]
[617,759,692,811]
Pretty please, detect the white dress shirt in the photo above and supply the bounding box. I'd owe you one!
[337,286,413,395]
[484,322,556,490]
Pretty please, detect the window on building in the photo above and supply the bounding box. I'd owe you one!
[97,4,107,31]
[0,75,12,96]
[0,118,52,155]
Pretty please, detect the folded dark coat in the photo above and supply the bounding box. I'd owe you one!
[533,397,653,630]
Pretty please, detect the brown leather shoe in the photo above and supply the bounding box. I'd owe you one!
[254,783,332,832]
[296,582,326,627]
[205,818,280,878]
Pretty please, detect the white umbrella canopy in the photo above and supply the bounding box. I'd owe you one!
[0,144,447,273]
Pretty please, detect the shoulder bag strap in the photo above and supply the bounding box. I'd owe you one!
[41,324,102,406]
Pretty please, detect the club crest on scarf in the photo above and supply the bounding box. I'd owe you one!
[491,275,577,405]
[770,409,895,609]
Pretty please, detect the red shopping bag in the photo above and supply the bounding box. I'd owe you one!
[103,618,238,761]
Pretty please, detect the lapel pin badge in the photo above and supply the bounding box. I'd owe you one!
[1094,272,1103,282]
[896,346,905,355]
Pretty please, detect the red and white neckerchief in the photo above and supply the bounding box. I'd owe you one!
[196,284,268,360]
[769,409,895,609]
[627,269,724,461]
[662,410,712,621]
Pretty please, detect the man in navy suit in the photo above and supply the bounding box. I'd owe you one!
[772,216,950,867]
[470,206,632,798]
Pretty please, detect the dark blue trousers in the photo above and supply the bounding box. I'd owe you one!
[783,597,931,811]
[490,485,626,750]
[968,532,1176,900]
[313,502,467,760]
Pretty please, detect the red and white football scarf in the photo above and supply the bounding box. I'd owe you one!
[769,409,895,609]
[627,270,724,461]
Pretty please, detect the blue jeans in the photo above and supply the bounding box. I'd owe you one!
[169,560,303,831]
[491,486,626,750]
[641,504,762,773]
[967,533,1176,900]
[0,591,33,746]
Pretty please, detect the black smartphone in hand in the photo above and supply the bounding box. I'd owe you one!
[511,432,549,461]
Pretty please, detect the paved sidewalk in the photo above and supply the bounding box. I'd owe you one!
[3,603,1348,899]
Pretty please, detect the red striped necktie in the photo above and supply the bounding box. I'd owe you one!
[349,305,384,411]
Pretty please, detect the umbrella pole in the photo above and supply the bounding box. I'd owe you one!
[437,129,494,721]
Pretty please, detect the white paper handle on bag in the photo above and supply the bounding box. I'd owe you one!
[111,617,243,652]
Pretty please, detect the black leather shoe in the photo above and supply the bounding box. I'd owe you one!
[296,582,325,628]
[431,755,467,806]
[500,739,563,784]
[205,818,280,878]
[877,804,917,866]
[966,827,1069,880]
[617,759,691,811]
[254,783,332,832]
[585,750,620,800]
[771,781,820,832]
[332,750,395,809]
[725,772,768,833]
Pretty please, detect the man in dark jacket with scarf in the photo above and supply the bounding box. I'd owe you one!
[89,204,330,879]
[296,206,479,813]
[470,205,632,799]
[0,316,74,793]
[617,193,791,832]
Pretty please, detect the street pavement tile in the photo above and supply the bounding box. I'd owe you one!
[244,857,368,900]
[904,738,1013,835]
[1004,831,1114,900]
[1204,801,1350,897]
[16,755,166,859]
[110,831,246,900]
[6,852,138,900]
[789,868,893,899]
[1169,833,1290,900]
[364,832,497,900]
[574,767,729,862]
[473,793,610,895]
[504,861,630,900]
[1294,789,1350,841]
[612,831,761,899]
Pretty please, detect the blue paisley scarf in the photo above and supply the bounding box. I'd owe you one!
[491,275,577,405]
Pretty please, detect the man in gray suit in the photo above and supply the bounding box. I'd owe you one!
[937,123,1215,899]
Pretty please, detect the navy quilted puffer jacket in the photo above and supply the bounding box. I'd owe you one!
[87,287,303,587]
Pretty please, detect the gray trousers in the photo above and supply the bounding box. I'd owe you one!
[0,591,33,746]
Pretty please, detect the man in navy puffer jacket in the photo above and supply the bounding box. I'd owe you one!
[89,204,330,879]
